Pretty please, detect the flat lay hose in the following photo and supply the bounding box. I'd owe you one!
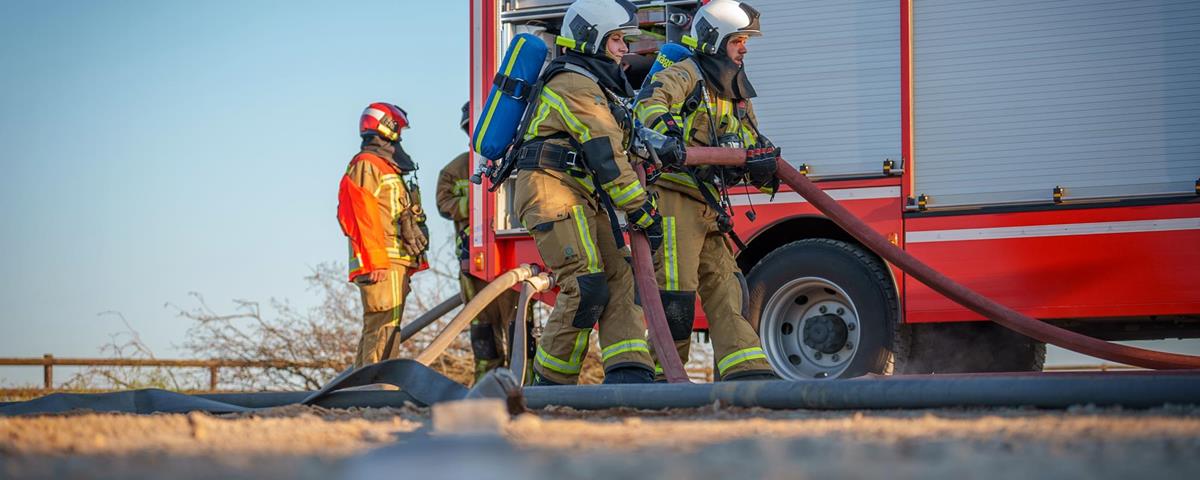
[633,163,692,383]
[415,264,536,365]
[685,146,1200,370]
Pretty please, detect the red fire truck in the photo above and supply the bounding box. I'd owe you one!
[466,0,1200,379]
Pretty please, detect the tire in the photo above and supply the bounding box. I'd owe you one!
[746,239,900,379]
[894,322,1046,374]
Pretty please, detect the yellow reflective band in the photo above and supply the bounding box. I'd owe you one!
[568,329,590,366]
[664,216,678,290]
[537,329,590,375]
[635,104,669,123]
[540,87,592,142]
[571,175,597,194]
[389,269,401,326]
[654,364,664,375]
[571,205,601,273]
[536,345,581,374]
[475,36,528,154]
[718,347,768,376]
[601,339,650,362]
[606,181,644,208]
[660,172,697,188]
[524,102,552,140]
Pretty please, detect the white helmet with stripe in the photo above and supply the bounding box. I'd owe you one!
[684,0,762,55]
[557,0,641,56]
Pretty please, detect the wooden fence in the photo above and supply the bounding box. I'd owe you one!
[0,355,341,392]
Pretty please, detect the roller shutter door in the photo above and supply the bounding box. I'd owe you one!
[747,0,900,179]
[914,0,1200,208]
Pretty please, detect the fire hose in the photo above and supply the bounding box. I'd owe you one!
[685,147,1200,370]
[415,264,537,365]
[509,272,554,386]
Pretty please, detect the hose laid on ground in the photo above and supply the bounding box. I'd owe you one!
[414,264,536,366]
[509,272,554,385]
[632,164,692,383]
[686,146,1200,369]
[399,295,463,343]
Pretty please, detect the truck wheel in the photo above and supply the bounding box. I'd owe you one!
[746,239,899,379]
[893,322,1046,374]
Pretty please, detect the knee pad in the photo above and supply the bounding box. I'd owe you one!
[572,273,610,329]
[660,290,697,341]
[469,321,500,360]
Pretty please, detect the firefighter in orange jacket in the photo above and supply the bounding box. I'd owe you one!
[437,102,521,379]
[337,102,429,368]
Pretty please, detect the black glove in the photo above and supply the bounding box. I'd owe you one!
[629,200,664,253]
[650,114,684,141]
[655,134,686,170]
[745,145,780,189]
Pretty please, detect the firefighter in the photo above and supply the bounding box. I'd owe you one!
[634,0,778,381]
[514,0,662,385]
[437,102,522,379]
[337,102,430,369]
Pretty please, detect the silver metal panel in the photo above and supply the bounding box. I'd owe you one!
[747,0,901,179]
[914,0,1200,208]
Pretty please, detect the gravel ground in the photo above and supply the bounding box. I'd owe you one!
[2,403,1199,479]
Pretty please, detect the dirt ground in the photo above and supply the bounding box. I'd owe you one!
[2,403,1199,479]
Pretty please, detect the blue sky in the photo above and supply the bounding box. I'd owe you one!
[1,1,1195,385]
[0,1,470,382]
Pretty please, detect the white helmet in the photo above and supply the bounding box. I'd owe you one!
[683,0,762,55]
[557,0,641,56]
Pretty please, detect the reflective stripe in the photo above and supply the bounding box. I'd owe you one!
[475,36,527,153]
[601,339,650,362]
[568,329,590,366]
[636,103,669,123]
[571,205,601,273]
[539,87,592,142]
[536,330,590,375]
[571,175,596,194]
[385,247,415,261]
[606,181,644,208]
[660,172,697,188]
[663,217,678,290]
[718,347,767,376]
[389,270,401,327]
[630,209,654,229]
[454,179,470,217]
[523,102,552,140]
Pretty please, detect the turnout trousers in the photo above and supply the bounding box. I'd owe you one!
[354,265,412,369]
[515,169,655,385]
[651,187,772,379]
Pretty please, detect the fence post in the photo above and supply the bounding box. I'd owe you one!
[209,366,219,391]
[43,354,53,390]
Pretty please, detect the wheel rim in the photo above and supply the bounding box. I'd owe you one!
[759,277,862,380]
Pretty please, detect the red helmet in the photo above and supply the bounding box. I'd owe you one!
[359,102,409,141]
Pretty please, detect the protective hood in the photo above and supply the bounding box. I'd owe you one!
[551,50,636,99]
[361,134,417,173]
[693,46,756,100]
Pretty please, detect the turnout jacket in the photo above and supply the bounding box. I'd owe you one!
[522,70,649,218]
[337,152,420,280]
[634,58,762,202]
